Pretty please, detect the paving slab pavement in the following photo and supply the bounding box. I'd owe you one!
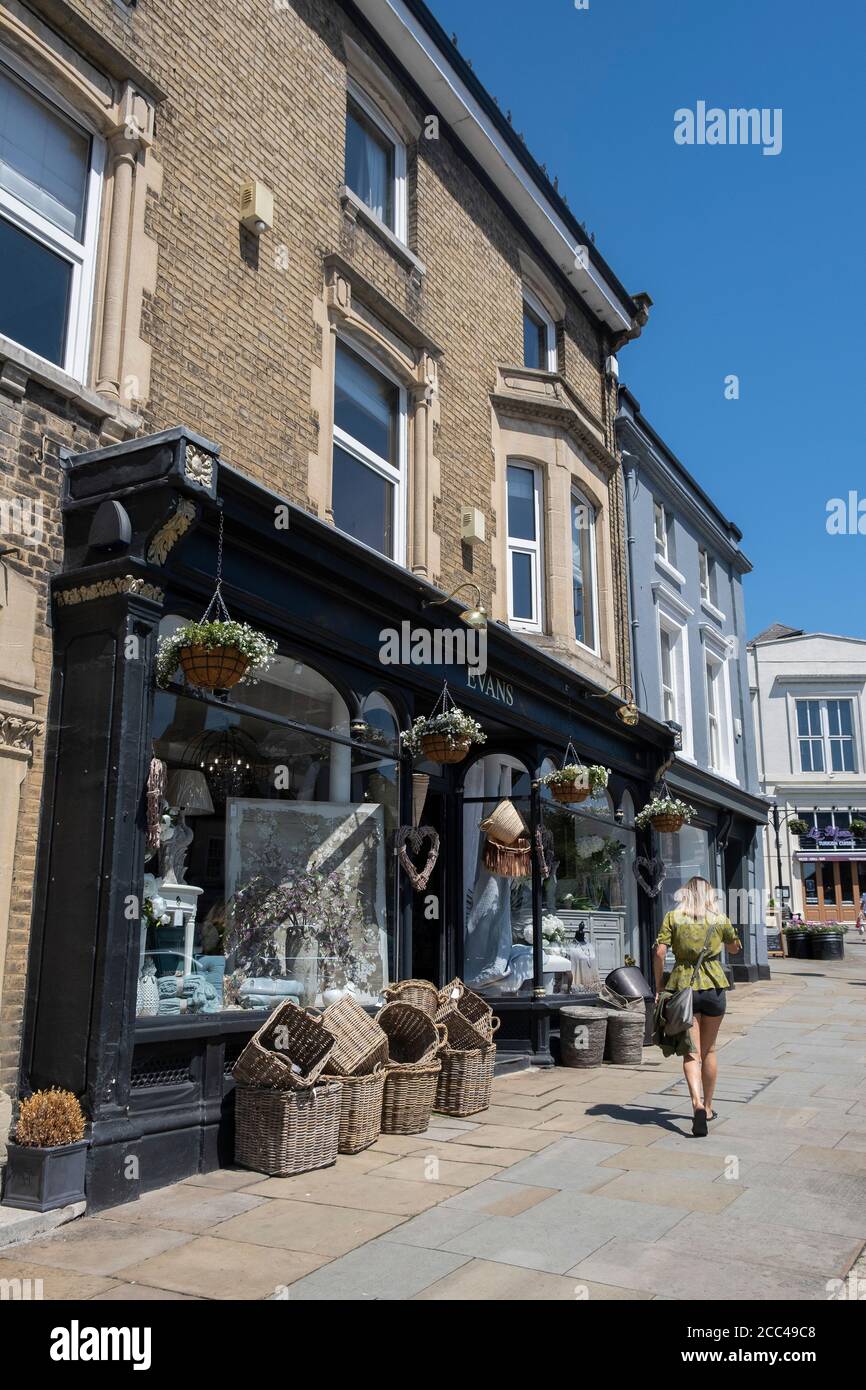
[2,949,866,1300]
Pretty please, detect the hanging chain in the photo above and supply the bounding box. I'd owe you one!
[200,509,232,624]
[431,680,457,717]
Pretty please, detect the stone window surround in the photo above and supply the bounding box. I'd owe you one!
[0,4,162,442]
[702,624,737,782]
[653,580,695,759]
[491,370,620,688]
[310,255,442,580]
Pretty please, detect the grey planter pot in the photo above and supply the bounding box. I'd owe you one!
[2,1140,87,1212]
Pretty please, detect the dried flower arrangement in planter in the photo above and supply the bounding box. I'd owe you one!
[4,1088,88,1213]
[635,794,696,834]
[400,684,486,764]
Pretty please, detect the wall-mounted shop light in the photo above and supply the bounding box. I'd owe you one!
[424,582,487,629]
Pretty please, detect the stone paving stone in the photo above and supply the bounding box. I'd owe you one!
[723,1186,866,1240]
[441,1179,560,1217]
[413,1257,648,1300]
[281,1239,470,1300]
[499,1136,628,1190]
[468,1104,556,1128]
[183,1169,267,1192]
[503,1186,686,1242]
[92,1183,265,1234]
[0,1261,120,1300]
[653,1131,804,1165]
[373,1156,504,1187]
[379,1140,528,1167]
[592,1170,740,1213]
[656,1211,861,1277]
[492,1073,570,1097]
[427,1117,482,1132]
[0,1220,192,1277]
[569,1237,830,1300]
[89,1284,203,1300]
[834,1130,866,1152]
[786,1144,866,1174]
[597,1145,727,1176]
[242,1171,463,1215]
[721,1161,866,1204]
[436,1212,620,1274]
[380,1207,486,1248]
[122,1235,327,1300]
[210,1199,406,1256]
[572,1119,663,1146]
[326,1149,400,1173]
[445,1124,558,1152]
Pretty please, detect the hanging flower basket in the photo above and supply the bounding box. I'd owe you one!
[635,792,695,834]
[540,746,610,805]
[157,619,277,691]
[400,683,486,764]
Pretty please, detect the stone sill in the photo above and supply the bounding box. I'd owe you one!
[654,552,686,587]
[0,336,142,439]
[701,596,726,625]
[338,185,426,278]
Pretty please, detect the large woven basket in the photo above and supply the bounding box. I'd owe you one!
[550,781,591,805]
[375,1001,445,1064]
[478,799,526,846]
[435,1046,496,1116]
[311,996,389,1076]
[650,813,685,833]
[179,644,250,690]
[234,1080,342,1175]
[560,1005,613,1069]
[381,1060,442,1134]
[232,1001,335,1090]
[383,978,441,1017]
[436,986,499,1051]
[483,836,531,878]
[604,1011,645,1066]
[322,1065,385,1153]
[419,733,470,764]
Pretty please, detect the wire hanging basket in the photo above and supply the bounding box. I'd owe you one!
[547,741,592,804]
[419,682,472,764]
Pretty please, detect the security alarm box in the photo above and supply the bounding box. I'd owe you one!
[461,506,485,545]
[239,180,274,234]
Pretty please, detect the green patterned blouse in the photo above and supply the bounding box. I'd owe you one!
[655,911,740,992]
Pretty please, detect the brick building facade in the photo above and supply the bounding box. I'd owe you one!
[0,0,651,1162]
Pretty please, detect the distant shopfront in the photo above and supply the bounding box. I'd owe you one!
[21,428,677,1209]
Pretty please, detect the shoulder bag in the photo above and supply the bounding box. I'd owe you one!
[662,922,719,1037]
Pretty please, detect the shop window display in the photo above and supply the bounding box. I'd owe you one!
[138,644,398,1019]
[658,823,711,918]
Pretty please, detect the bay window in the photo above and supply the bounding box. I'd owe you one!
[0,59,102,376]
[507,462,543,631]
[571,488,597,650]
[332,338,406,561]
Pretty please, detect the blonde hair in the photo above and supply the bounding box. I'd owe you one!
[674,876,722,922]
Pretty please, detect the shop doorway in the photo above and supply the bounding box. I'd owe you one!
[801,858,862,922]
[410,788,446,986]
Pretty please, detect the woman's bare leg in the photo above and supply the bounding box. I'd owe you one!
[697,1013,724,1116]
[682,1026,703,1109]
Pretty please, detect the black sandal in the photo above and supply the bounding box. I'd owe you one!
[692,1107,708,1137]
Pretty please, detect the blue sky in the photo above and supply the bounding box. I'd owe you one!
[428,0,865,639]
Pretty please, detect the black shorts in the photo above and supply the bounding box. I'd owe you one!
[692,988,726,1018]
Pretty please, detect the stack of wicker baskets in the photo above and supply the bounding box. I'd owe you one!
[376,999,447,1134]
[434,979,499,1117]
[315,996,390,1154]
[232,1001,342,1176]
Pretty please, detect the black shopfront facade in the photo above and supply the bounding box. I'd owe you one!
[21,427,677,1211]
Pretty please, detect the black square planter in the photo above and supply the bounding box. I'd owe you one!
[2,1140,88,1212]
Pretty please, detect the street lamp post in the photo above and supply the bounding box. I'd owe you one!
[769,800,804,923]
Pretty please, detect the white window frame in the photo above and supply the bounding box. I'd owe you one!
[332,334,408,565]
[653,500,668,559]
[794,696,858,775]
[506,460,544,633]
[345,77,407,243]
[0,51,104,381]
[698,548,710,602]
[701,627,736,779]
[571,485,598,654]
[654,582,694,756]
[706,657,721,770]
[522,286,557,372]
[660,625,677,723]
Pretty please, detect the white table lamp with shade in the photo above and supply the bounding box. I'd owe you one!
[159,768,214,976]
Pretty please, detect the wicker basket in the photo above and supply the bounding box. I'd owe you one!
[478,799,526,846]
[604,1011,645,1066]
[382,978,441,1017]
[234,1080,342,1175]
[436,987,499,1050]
[232,1001,335,1089]
[483,836,531,878]
[381,1060,442,1134]
[375,1001,446,1063]
[435,1045,496,1116]
[419,733,470,764]
[650,813,685,833]
[549,781,591,805]
[179,644,250,690]
[311,996,389,1076]
[322,1066,385,1153]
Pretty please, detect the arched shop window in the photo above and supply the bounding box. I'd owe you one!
[462,752,534,997]
[357,690,401,756]
[139,629,397,1020]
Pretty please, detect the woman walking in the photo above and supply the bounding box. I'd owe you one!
[653,876,742,1137]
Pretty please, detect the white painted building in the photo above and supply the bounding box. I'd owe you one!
[748,625,866,922]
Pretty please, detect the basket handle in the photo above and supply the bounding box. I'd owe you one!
[489,1015,501,1035]
[439,980,464,1004]
[434,1023,448,1050]
[305,1006,324,1020]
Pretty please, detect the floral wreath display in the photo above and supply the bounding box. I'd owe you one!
[635,783,696,834]
[400,682,486,765]
[395,825,441,891]
[155,511,277,691]
[540,744,610,805]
